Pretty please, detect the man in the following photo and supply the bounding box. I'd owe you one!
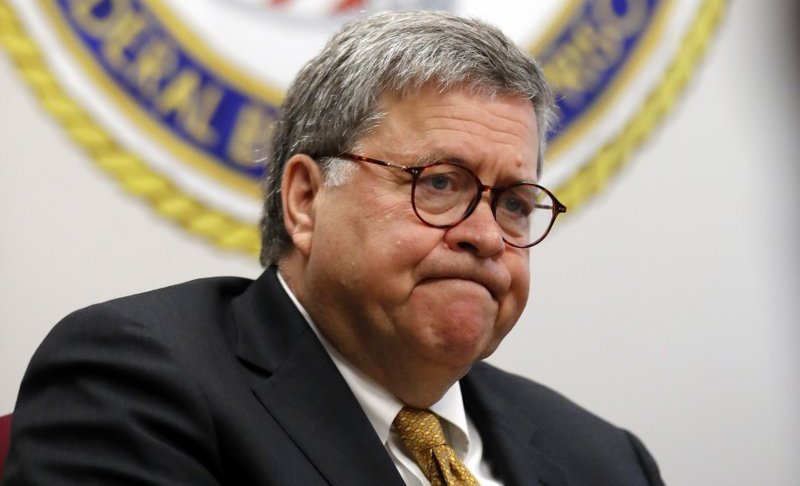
[5,11,664,485]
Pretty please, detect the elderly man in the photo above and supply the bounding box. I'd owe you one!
[5,11,663,486]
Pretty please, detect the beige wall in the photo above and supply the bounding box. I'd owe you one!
[1,2,798,484]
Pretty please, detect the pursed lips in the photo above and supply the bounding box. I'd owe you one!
[419,270,509,301]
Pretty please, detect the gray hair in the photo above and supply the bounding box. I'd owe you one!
[259,10,555,266]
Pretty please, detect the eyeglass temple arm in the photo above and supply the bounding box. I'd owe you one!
[535,202,568,213]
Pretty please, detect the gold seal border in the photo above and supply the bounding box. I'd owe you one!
[544,0,676,159]
[0,0,726,257]
[0,0,261,256]
[38,0,265,198]
[555,0,727,211]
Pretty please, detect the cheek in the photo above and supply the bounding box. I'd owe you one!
[348,205,444,303]
[478,258,529,359]
[499,253,531,325]
[360,199,437,260]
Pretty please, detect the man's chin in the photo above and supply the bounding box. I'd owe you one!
[426,326,500,370]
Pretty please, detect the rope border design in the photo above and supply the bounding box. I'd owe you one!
[0,0,726,257]
[555,0,727,210]
[0,1,261,257]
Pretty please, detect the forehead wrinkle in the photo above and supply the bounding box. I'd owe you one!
[422,115,534,150]
[418,127,538,184]
[421,126,530,155]
[421,125,536,165]
[417,99,536,139]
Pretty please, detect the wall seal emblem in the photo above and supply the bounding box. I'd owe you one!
[0,0,726,256]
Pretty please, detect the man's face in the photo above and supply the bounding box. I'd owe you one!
[300,85,539,394]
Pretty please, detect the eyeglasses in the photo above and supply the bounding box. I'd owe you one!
[326,153,566,248]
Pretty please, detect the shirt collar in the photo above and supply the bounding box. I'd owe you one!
[275,270,472,453]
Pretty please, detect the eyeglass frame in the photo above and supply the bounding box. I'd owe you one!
[319,152,567,248]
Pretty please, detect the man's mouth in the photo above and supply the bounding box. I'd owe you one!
[420,275,502,300]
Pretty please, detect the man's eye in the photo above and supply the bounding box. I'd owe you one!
[499,194,533,217]
[504,197,524,213]
[420,173,459,193]
[429,175,451,190]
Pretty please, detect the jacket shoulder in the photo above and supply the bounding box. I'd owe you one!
[467,361,619,428]
[5,277,257,483]
[74,276,253,321]
[46,276,252,343]
[465,362,665,485]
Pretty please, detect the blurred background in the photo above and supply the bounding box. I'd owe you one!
[1,1,798,484]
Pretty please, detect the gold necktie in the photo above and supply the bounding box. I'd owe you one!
[393,407,479,486]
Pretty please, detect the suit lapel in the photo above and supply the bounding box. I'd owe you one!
[462,364,571,486]
[232,268,404,486]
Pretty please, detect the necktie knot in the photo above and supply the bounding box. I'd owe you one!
[393,407,479,486]
[394,407,448,451]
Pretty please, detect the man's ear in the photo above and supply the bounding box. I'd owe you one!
[281,154,324,258]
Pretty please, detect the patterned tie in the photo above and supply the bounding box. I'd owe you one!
[393,407,479,486]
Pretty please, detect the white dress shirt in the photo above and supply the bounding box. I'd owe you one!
[277,272,503,485]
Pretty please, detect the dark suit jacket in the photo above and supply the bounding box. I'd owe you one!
[4,268,663,485]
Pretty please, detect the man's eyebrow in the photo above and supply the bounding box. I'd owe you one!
[413,151,468,167]
[412,151,538,184]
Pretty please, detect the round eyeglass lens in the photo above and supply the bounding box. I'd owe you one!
[412,163,478,226]
[495,184,555,247]
[411,162,557,247]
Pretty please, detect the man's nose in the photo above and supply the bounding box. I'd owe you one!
[442,198,505,258]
